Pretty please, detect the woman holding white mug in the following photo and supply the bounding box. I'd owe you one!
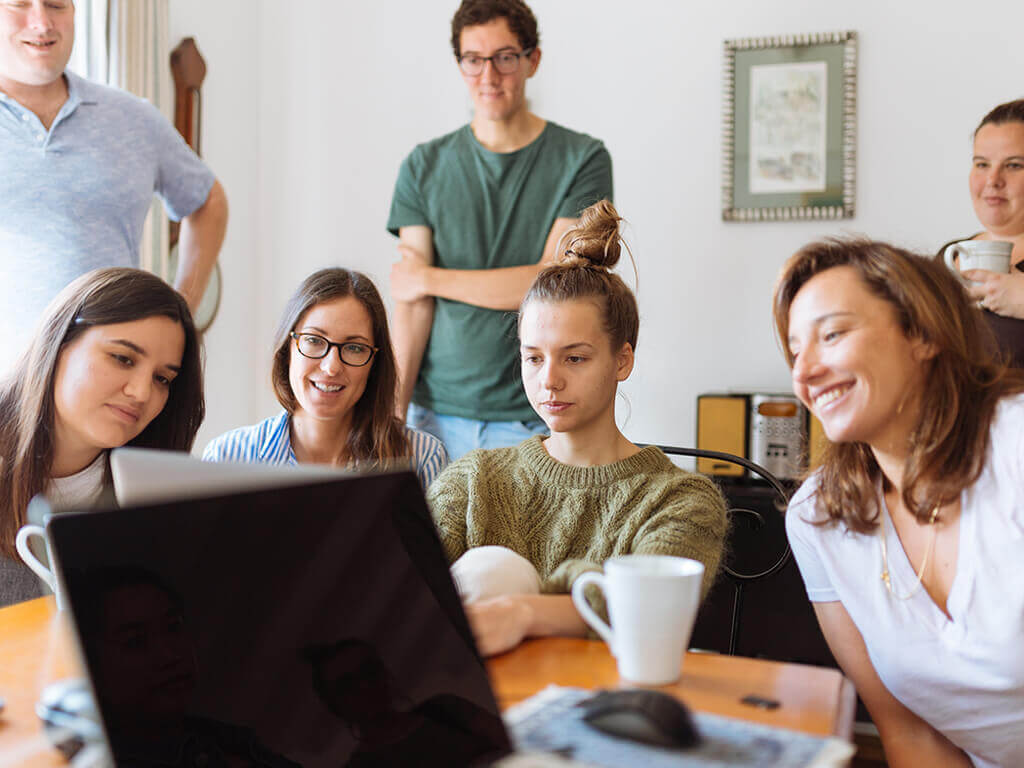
[427,201,727,657]
[939,98,1024,367]
[0,269,204,608]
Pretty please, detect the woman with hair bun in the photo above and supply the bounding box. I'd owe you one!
[427,200,728,657]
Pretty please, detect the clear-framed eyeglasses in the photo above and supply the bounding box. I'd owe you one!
[289,332,378,367]
[457,48,535,77]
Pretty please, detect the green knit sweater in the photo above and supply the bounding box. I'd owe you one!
[427,436,728,604]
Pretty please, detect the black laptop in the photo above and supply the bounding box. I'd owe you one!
[48,469,512,767]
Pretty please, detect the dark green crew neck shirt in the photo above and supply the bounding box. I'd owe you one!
[387,121,613,421]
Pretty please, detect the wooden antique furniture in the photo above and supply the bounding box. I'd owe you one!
[167,37,221,332]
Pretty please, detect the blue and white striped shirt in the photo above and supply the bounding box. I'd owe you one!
[202,411,448,489]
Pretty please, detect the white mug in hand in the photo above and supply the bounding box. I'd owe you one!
[15,524,64,609]
[943,240,1013,278]
[571,555,704,685]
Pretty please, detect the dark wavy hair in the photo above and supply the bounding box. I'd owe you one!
[0,268,204,556]
[450,0,539,58]
[270,269,410,466]
[772,238,1024,533]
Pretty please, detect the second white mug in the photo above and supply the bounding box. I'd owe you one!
[943,239,1013,278]
[571,554,704,685]
[15,523,64,609]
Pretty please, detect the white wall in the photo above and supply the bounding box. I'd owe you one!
[170,0,1024,453]
[168,0,263,452]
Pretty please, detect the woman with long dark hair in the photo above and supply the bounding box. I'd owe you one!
[203,269,447,488]
[776,238,1024,767]
[0,268,204,607]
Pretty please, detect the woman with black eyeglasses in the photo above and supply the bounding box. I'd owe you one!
[203,269,448,488]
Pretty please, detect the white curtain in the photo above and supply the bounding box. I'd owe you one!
[69,0,172,278]
[68,0,110,81]
[110,0,172,278]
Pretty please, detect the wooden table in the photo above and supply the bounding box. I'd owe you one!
[0,598,855,765]
[487,636,855,739]
[0,599,79,767]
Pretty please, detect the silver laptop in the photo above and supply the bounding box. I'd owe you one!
[110,446,349,507]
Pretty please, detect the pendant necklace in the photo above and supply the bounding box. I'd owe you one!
[879,505,939,600]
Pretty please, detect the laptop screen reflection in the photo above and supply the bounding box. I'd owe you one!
[55,472,511,767]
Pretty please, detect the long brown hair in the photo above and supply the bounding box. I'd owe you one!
[520,199,639,353]
[0,268,205,556]
[773,238,1024,533]
[270,268,410,465]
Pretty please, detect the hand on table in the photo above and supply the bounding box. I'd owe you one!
[964,269,1024,318]
[391,244,432,302]
[464,596,534,657]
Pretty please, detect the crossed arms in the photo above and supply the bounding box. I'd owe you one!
[389,216,576,419]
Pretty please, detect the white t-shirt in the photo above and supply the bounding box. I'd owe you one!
[787,394,1024,768]
[44,453,108,512]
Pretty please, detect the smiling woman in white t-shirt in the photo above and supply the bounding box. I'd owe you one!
[0,268,205,607]
[774,238,1024,768]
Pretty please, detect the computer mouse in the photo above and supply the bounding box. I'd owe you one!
[36,677,105,761]
[578,689,700,749]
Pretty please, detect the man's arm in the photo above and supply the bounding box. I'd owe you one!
[174,180,228,313]
[390,216,577,312]
[813,602,972,767]
[391,225,436,420]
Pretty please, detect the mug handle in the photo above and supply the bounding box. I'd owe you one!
[943,243,964,273]
[571,572,615,649]
[15,524,56,592]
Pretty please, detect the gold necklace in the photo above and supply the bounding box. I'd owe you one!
[879,505,939,600]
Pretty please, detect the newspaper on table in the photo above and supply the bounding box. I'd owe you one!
[501,686,855,768]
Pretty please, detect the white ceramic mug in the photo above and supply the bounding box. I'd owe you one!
[571,554,704,685]
[15,524,65,609]
[943,240,1013,278]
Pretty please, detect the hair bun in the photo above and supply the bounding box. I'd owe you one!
[560,199,622,270]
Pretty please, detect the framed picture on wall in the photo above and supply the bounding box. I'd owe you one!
[722,31,857,222]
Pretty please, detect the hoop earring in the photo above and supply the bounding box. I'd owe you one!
[615,389,632,429]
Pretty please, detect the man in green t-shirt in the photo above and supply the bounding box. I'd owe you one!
[387,0,613,460]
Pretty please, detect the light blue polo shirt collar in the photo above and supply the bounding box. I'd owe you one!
[54,70,98,125]
[0,70,98,139]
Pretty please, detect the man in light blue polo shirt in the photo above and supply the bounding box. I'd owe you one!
[0,0,228,373]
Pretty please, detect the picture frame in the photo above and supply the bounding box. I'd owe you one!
[721,31,857,222]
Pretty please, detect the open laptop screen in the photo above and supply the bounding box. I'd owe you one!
[50,471,510,767]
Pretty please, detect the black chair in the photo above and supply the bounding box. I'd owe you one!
[653,446,792,656]
[656,446,869,725]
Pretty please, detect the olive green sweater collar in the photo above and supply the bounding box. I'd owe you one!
[517,435,672,487]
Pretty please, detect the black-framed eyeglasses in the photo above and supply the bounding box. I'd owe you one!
[289,332,378,367]
[457,48,534,77]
